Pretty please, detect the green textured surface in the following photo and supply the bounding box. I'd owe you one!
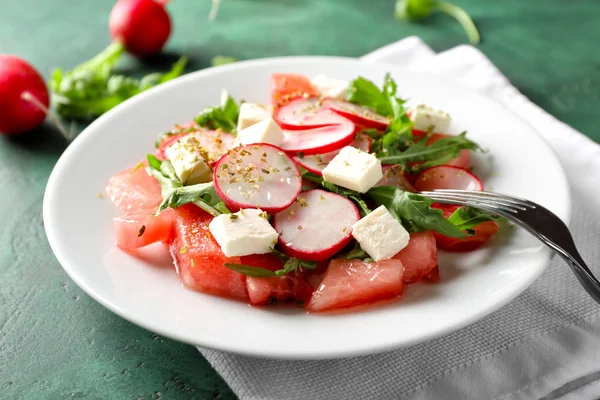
[1,0,599,398]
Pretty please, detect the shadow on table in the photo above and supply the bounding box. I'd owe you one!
[6,121,71,156]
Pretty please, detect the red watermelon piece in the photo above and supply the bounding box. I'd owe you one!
[307,259,405,312]
[107,161,176,249]
[246,275,314,306]
[170,204,285,301]
[270,73,319,108]
[113,209,175,250]
[431,204,500,252]
[392,231,438,285]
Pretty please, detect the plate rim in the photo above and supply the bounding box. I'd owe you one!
[43,55,572,359]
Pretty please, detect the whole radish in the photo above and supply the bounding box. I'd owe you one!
[109,0,172,57]
[0,55,49,135]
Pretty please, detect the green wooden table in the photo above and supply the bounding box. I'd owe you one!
[2,0,599,398]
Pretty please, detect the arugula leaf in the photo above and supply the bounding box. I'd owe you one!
[146,154,228,216]
[346,77,392,116]
[303,171,372,217]
[447,206,502,232]
[223,263,277,277]
[211,56,238,66]
[367,186,468,238]
[223,251,317,278]
[194,90,240,133]
[378,132,480,171]
[50,44,187,119]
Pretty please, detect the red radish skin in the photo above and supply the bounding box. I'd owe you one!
[110,0,171,57]
[376,165,417,192]
[273,189,360,261]
[431,204,500,252]
[294,132,372,175]
[414,165,483,192]
[280,110,356,156]
[213,143,302,213]
[307,259,405,312]
[322,99,390,130]
[392,231,438,284]
[0,55,49,135]
[270,73,319,108]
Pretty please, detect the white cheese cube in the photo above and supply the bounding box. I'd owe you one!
[237,102,273,132]
[409,104,451,133]
[311,74,348,99]
[322,146,383,193]
[165,134,212,185]
[208,209,279,257]
[234,118,283,147]
[351,205,410,261]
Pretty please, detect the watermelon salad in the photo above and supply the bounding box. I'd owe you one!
[106,72,503,312]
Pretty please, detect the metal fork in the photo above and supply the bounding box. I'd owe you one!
[420,189,600,304]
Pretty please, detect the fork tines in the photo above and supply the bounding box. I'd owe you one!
[419,190,536,215]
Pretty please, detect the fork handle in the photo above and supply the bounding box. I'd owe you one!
[555,249,600,304]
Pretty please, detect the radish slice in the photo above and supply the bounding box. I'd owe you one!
[376,165,417,192]
[157,128,235,164]
[280,110,355,156]
[414,165,483,191]
[273,189,360,261]
[275,97,332,130]
[323,98,390,129]
[294,132,373,175]
[213,144,302,213]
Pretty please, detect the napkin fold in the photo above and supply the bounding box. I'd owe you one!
[199,37,600,400]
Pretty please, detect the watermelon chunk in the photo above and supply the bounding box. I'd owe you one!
[113,209,175,250]
[107,161,176,249]
[246,275,314,306]
[307,259,405,312]
[392,231,438,285]
[106,162,162,213]
[270,73,319,108]
[432,204,500,252]
[170,204,284,301]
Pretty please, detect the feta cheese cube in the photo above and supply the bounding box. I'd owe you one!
[409,104,451,133]
[234,118,283,147]
[237,102,273,132]
[208,209,279,257]
[351,205,410,261]
[322,146,383,193]
[165,134,212,185]
[311,74,348,99]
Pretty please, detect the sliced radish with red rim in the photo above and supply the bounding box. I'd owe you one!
[275,97,334,130]
[213,144,302,213]
[322,98,390,129]
[280,110,355,156]
[273,189,360,261]
[294,132,373,175]
[157,129,235,164]
[414,165,483,191]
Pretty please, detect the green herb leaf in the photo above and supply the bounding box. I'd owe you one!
[146,154,228,216]
[211,56,238,66]
[50,44,187,119]
[194,90,240,133]
[223,263,277,277]
[395,0,480,45]
[367,186,468,237]
[447,206,503,231]
[378,132,480,171]
[346,77,392,116]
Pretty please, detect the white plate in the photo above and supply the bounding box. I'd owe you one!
[44,57,570,359]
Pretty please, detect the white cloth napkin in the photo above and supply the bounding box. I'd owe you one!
[198,37,600,400]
